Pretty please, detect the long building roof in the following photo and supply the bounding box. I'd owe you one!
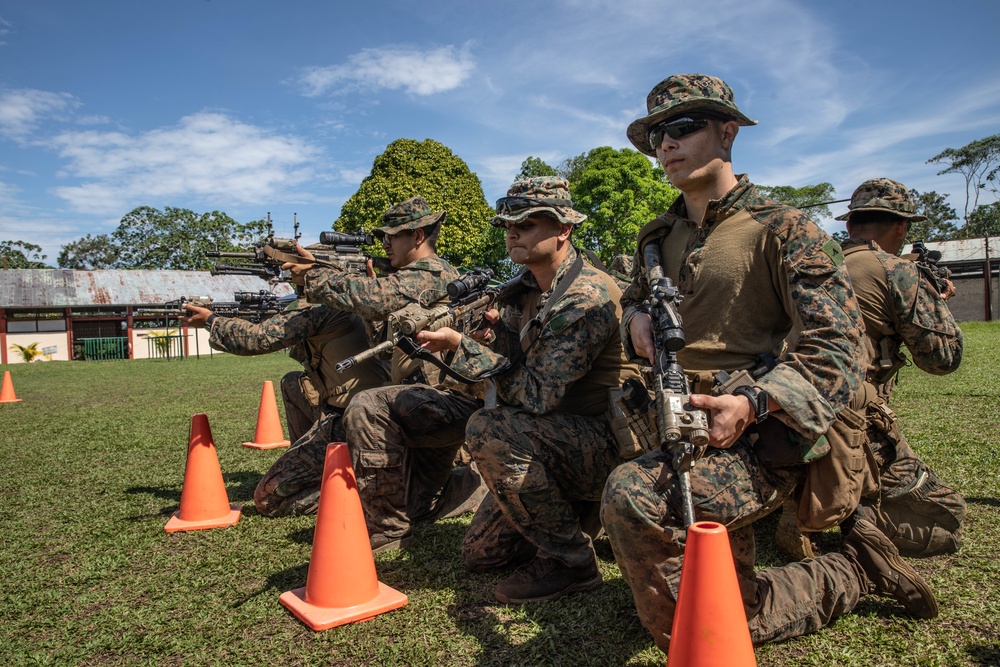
[902,236,1000,263]
[0,269,295,309]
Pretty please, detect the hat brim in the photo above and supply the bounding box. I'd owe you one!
[627,99,758,157]
[373,209,446,236]
[491,206,587,228]
[834,207,928,222]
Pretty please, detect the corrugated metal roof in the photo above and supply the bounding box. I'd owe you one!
[902,236,1000,263]
[0,269,296,309]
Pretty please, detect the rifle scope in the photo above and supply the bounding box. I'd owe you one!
[234,290,274,305]
[447,269,495,299]
[319,230,375,246]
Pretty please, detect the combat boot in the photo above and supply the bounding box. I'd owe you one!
[493,554,602,604]
[774,497,817,561]
[842,518,938,618]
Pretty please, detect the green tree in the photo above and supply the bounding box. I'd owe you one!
[966,201,1000,238]
[337,138,504,270]
[516,156,558,180]
[757,183,837,224]
[831,230,849,245]
[57,233,118,269]
[927,133,1000,224]
[109,207,268,270]
[0,240,48,269]
[568,147,679,262]
[908,189,960,242]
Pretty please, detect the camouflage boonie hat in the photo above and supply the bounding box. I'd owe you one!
[492,177,587,228]
[372,196,446,237]
[627,73,758,157]
[835,178,927,222]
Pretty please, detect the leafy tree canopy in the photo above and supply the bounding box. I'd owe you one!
[0,240,49,269]
[567,147,679,262]
[516,156,558,180]
[107,207,267,270]
[928,133,1000,222]
[908,189,960,242]
[337,138,504,270]
[966,201,1000,238]
[757,183,837,225]
[57,234,118,269]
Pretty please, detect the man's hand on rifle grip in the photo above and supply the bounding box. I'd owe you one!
[628,312,656,364]
[688,393,754,449]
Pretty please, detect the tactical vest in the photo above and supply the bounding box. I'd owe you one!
[300,311,389,408]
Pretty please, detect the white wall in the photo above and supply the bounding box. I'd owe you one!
[6,331,71,363]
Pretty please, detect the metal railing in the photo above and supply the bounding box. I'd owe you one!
[145,334,187,360]
[79,337,130,361]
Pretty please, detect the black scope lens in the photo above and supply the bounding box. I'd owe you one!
[447,269,494,299]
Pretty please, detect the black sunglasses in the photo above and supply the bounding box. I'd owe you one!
[495,196,573,216]
[647,117,710,150]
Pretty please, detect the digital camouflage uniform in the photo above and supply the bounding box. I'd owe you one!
[836,178,966,557]
[305,197,484,548]
[207,300,389,517]
[448,241,641,576]
[601,175,870,649]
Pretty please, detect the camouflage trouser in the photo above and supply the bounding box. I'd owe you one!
[601,441,866,651]
[342,384,482,540]
[280,371,321,444]
[864,424,966,557]
[462,406,620,571]
[253,406,345,517]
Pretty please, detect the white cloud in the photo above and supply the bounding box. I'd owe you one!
[46,112,322,215]
[0,88,80,139]
[298,44,476,97]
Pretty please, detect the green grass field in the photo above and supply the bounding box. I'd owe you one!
[1,322,998,666]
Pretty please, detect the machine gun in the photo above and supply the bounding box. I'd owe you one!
[136,291,291,324]
[335,268,525,380]
[618,243,709,528]
[208,216,393,282]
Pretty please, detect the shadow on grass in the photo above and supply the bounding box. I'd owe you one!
[125,471,260,521]
[966,496,1000,508]
[967,642,1000,666]
[233,562,310,608]
[380,519,660,667]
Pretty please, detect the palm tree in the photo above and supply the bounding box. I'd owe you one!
[9,342,43,363]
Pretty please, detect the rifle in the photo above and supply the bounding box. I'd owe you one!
[620,243,709,528]
[907,239,952,288]
[335,268,524,380]
[208,223,394,282]
[136,291,292,324]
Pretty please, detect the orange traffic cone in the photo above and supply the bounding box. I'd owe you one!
[165,414,242,533]
[242,380,290,449]
[0,371,23,403]
[280,443,408,630]
[667,521,757,667]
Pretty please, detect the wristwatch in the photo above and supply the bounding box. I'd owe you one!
[205,314,218,329]
[733,385,769,424]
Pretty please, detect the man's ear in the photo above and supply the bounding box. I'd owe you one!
[558,222,574,241]
[412,227,426,247]
[720,120,739,150]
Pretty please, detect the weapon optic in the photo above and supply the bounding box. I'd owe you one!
[207,218,393,283]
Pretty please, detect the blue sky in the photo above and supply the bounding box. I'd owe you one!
[1,0,999,265]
